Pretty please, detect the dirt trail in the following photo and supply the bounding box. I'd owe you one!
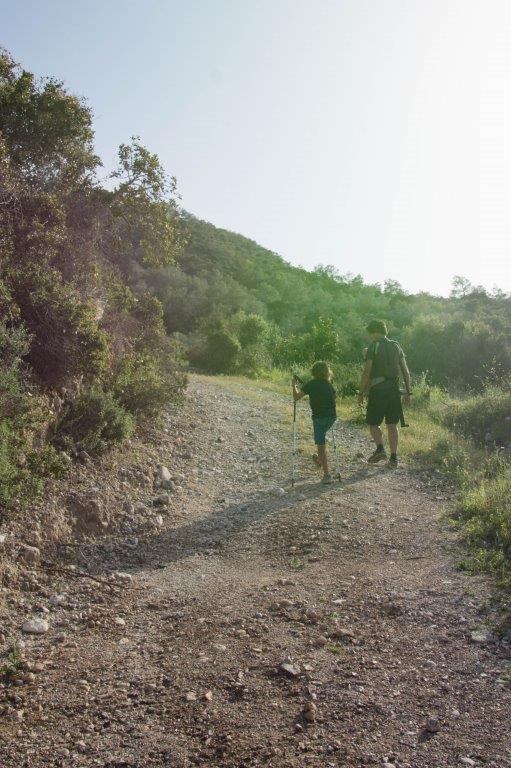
[2,375,510,768]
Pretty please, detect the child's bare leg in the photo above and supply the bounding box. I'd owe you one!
[317,444,329,475]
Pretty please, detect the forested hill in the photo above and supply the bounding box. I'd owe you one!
[143,214,511,387]
[149,214,421,338]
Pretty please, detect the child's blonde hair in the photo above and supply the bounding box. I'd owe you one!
[311,361,332,381]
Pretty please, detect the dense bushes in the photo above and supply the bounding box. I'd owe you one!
[402,316,511,388]
[54,388,135,454]
[111,346,186,416]
[195,312,273,376]
[0,316,69,509]
[0,49,187,512]
[455,470,511,586]
[143,215,511,388]
[201,326,242,373]
[10,264,109,388]
[442,386,511,447]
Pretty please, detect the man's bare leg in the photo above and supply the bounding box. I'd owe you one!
[387,423,398,454]
[370,424,383,447]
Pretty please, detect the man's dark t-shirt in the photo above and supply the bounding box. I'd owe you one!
[301,379,337,418]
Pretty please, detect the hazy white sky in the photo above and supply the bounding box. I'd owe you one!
[2,0,511,295]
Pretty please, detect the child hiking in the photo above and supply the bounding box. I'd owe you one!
[292,361,338,484]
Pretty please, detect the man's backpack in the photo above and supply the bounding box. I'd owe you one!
[372,337,403,381]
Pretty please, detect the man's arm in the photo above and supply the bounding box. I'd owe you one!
[358,359,373,405]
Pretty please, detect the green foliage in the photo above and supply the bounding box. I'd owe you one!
[201,325,242,374]
[0,644,23,681]
[0,317,70,508]
[424,438,471,484]
[442,385,511,446]
[0,49,188,515]
[232,312,273,376]
[0,50,99,186]
[330,362,361,397]
[454,470,511,586]
[143,216,511,392]
[111,349,187,417]
[233,311,270,348]
[110,137,186,269]
[10,264,109,388]
[55,388,135,454]
[403,315,510,388]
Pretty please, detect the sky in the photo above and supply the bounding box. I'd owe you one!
[2,0,511,296]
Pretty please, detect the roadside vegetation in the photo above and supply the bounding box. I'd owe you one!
[0,49,186,513]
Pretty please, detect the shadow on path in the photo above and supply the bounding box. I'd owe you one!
[82,463,375,576]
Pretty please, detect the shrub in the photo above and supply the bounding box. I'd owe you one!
[454,471,511,585]
[0,319,69,509]
[0,385,70,510]
[111,349,186,417]
[201,326,241,373]
[233,312,271,348]
[54,388,135,454]
[443,385,511,446]
[10,264,108,389]
[330,362,360,397]
[426,438,471,483]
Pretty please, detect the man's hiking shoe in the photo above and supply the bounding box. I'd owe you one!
[321,474,333,484]
[387,455,398,469]
[367,449,387,464]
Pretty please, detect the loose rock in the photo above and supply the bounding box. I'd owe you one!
[279,662,301,678]
[18,545,41,565]
[22,618,49,635]
[470,629,493,644]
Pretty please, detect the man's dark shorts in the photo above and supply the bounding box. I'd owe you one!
[366,382,401,426]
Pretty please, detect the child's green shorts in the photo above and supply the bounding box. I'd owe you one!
[312,416,336,445]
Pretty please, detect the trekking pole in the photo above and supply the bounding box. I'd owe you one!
[291,373,304,488]
[291,398,297,487]
[331,421,342,482]
[398,389,409,428]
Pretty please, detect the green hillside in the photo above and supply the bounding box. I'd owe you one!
[145,214,511,388]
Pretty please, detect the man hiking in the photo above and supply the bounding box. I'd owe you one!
[358,320,411,468]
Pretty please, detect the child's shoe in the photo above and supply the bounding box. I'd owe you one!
[321,474,333,484]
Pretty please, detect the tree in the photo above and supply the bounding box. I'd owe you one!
[450,276,473,299]
[0,49,99,189]
[110,137,186,268]
[203,326,241,373]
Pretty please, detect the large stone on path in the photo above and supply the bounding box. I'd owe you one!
[470,629,493,644]
[157,466,174,489]
[22,618,49,635]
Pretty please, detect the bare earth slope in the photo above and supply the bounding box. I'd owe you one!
[1,375,510,768]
